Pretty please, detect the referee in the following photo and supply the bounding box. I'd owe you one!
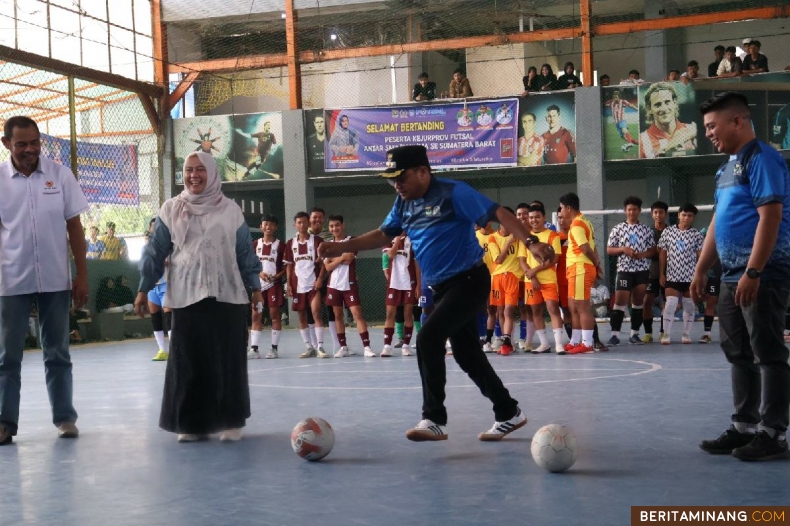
[319,145,535,442]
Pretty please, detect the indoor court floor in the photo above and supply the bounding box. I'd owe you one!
[1,323,787,526]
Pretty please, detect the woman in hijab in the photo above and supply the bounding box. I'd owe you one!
[134,152,262,443]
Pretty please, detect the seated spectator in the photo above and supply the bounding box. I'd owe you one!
[708,45,725,77]
[599,74,610,87]
[591,283,611,318]
[114,275,136,310]
[522,66,540,95]
[622,70,644,85]
[99,222,128,260]
[737,38,751,60]
[717,46,743,77]
[666,69,681,81]
[95,276,134,314]
[412,72,436,101]
[680,60,700,83]
[742,40,768,74]
[449,68,473,98]
[537,64,557,91]
[555,62,582,90]
[86,225,106,259]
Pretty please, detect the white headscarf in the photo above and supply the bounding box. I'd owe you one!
[170,152,233,249]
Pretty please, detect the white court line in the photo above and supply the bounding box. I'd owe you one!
[248,357,663,391]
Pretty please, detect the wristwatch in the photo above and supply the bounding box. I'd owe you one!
[745,268,762,279]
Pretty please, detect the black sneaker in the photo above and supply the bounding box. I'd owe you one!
[0,424,12,446]
[732,431,790,462]
[699,425,755,454]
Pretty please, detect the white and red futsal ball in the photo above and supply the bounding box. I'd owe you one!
[291,417,335,461]
[530,424,577,473]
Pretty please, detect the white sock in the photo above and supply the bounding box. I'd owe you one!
[571,329,581,345]
[663,296,679,338]
[611,330,620,338]
[300,328,312,348]
[154,330,167,351]
[308,323,318,348]
[526,320,536,345]
[315,325,324,347]
[553,328,565,345]
[582,329,594,347]
[271,329,281,346]
[682,297,696,335]
[250,329,263,349]
[631,329,639,337]
[537,328,549,346]
[328,322,339,351]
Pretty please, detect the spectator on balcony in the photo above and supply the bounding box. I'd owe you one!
[555,62,582,90]
[742,40,768,74]
[537,64,557,91]
[86,226,106,260]
[681,61,701,83]
[667,69,681,81]
[99,222,127,260]
[522,66,540,95]
[599,74,610,87]
[737,38,751,60]
[717,47,744,78]
[709,45,725,77]
[412,72,436,102]
[623,70,644,86]
[449,68,474,98]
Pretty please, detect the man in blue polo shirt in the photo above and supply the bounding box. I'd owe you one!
[319,145,538,442]
[693,92,790,461]
[0,116,89,445]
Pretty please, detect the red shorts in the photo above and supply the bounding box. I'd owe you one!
[525,281,559,306]
[386,288,414,306]
[261,283,284,308]
[566,263,595,301]
[291,289,318,311]
[490,272,520,306]
[326,285,361,307]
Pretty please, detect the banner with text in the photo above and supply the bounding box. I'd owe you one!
[322,99,519,172]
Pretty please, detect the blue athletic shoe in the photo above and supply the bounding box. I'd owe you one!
[628,334,644,345]
[607,335,620,346]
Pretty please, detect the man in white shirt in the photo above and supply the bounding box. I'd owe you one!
[0,116,89,445]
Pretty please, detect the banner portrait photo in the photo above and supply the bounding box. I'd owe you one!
[516,92,576,166]
[601,87,640,161]
[322,99,519,172]
[173,112,284,183]
[638,81,698,159]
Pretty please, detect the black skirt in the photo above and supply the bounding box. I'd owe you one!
[159,298,250,434]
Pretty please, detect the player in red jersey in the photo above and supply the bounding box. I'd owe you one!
[542,104,576,164]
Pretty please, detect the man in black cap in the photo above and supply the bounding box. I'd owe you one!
[319,145,539,442]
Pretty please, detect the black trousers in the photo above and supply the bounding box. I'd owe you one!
[415,263,519,425]
[719,281,790,432]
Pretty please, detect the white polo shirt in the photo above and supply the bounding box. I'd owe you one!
[0,156,89,296]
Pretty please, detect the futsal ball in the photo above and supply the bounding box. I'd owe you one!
[530,424,577,473]
[291,417,335,461]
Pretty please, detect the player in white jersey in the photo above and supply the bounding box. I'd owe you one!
[308,207,339,350]
[248,214,286,359]
[323,215,373,357]
[381,233,417,357]
[658,203,704,344]
[284,211,327,357]
[605,196,656,346]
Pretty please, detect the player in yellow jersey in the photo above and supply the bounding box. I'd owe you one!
[475,222,497,352]
[559,192,604,354]
[519,204,566,354]
[488,207,525,355]
[515,203,534,351]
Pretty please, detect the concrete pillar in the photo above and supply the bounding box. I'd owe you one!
[281,109,313,239]
[644,0,683,81]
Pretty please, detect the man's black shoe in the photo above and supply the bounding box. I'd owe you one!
[699,425,755,455]
[732,431,790,462]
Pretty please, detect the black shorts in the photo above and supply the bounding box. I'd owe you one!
[706,277,721,297]
[665,281,691,293]
[614,270,650,291]
[645,279,662,294]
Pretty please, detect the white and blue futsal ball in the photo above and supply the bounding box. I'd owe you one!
[530,424,577,473]
[291,417,335,461]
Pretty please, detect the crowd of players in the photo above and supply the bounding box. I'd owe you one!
[185,193,728,362]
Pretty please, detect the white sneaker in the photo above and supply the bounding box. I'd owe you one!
[405,419,448,441]
[317,347,329,358]
[517,339,526,351]
[219,428,243,442]
[478,408,527,441]
[555,342,567,355]
[265,347,278,359]
[401,344,413,356]
[247,349,260,360]
[363,346,376,357]
[492,337,503,349]
[380,345,392,357]
[660,334,671,345]
[445,339,452,349]
[299,347,317,358]
[334,346,349,358]
[681,334,692,344]
[483,342,494,353]
[531,343,551,354]
[177,433,207,443]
